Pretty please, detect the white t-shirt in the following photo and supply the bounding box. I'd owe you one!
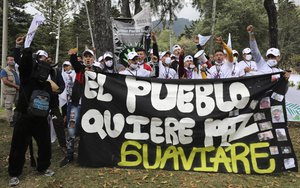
[119,68,151,77]
[238,60,258,76]
[207,61,242,79]
[158,62,178,79]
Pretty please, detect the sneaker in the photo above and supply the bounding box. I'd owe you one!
[8,177,19,187]
[59,156,73,168]
[44,169,55,177]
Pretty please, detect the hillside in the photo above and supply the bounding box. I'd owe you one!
[152,18,193,36]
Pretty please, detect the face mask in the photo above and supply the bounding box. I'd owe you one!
[138,61,144,65]
[65,70,72,74]
[130,63,138,70]
[267,59,278,67]
[245,55,252,61]
[233,57,238,63]
[189,64,195,69]
[165,57,172,65]
[105,60,113,68]
[84,62,93,67]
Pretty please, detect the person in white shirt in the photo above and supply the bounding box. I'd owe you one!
[238,48,258,76]
[207,37,241,79]
[119,51,151,77]
[158,51,178,79]
[247,25,291,81]
[178,53,202,79]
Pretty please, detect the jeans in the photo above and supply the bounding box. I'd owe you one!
[66,103,81,158]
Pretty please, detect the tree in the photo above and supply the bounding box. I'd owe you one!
[93,0,113,56]
[264,0,278,48]
[0,0,32,57]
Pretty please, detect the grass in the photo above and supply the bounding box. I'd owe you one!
[0,110,300,188]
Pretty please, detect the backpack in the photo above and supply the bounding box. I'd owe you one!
[27,90,50,117]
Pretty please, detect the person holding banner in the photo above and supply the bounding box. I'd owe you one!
[238,47,258,76]
[247,25,290,81]
[59,48,101,167]
[119,52,151,77]
[158,51,178,79]
[178,48,202,79]
[206,36,242,79]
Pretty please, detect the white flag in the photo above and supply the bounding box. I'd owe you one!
[24,14,46,48]
[132,3,151,28]
[197,34,211,47]
[227,33,232,49]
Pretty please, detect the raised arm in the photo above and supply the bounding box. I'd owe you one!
[68,48,84,73]
[247,25,263,64]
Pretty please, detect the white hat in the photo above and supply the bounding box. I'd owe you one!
[160,51,171,58]
[83,49,94,57]
[232,50,239,55]
[266,48,280,57]
[184,55,193,62]
[104,52,113,59]
[98,56,104,62]
[36,50,48,58]
[242,48,251,54]
[128,51,138,60]
[62,61,71,66]
[172,44,181,52]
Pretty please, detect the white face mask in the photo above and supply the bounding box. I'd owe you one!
[65,70,72,74]
[105,60,113,68]
[165,57,172,65]
[130,63,138,70]
[267,59,278,67]
[233,57,238,63]
[245,54,252,61]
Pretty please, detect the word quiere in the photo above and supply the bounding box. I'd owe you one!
[84,72,251,116]
[118,141,275,174]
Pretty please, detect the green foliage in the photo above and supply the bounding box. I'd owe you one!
[0,0,32,57]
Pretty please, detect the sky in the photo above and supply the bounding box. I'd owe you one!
[25,0,300,21]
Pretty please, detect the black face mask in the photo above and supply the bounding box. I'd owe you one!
[32,60,51,82]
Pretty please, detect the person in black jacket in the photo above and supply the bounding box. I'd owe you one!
[8,37,55,187]
[59,48,100,167]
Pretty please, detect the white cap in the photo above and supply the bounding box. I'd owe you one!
[62,61,71,66]
[242,48,251,54]
[83,49,94,57]
[104,52,113,59]
[172,44,181,52]
[232,50,239,55]
[266,48,280,57]
[160,51,171,58]
[128,51,138,60]
[36,50,48,58]
[98,56,104,62]
[184,55,193,62]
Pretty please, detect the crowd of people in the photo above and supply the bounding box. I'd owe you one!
[1,25,290,186]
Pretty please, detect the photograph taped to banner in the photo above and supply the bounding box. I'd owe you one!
[78,72,298,174]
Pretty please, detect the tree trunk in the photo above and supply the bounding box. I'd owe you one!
[264,0,278,48]
[94,0,113,55]
[134,0,142,15]
[121,0,131,18]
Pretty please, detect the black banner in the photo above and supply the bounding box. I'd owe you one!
[78,72,298,174]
